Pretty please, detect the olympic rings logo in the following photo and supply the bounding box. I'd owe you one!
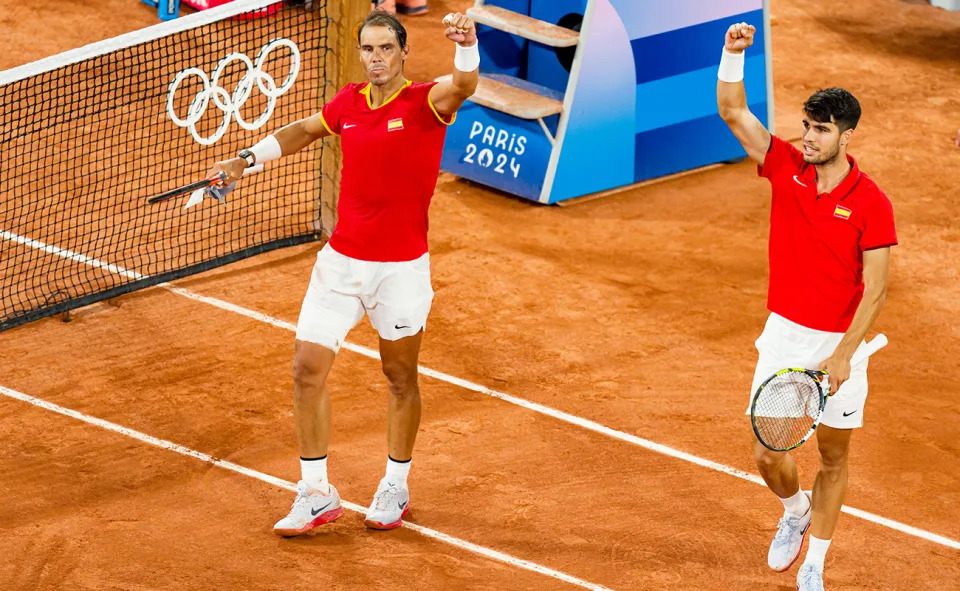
[166,38,300,146]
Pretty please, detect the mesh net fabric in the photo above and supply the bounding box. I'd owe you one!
[0,0,332,331]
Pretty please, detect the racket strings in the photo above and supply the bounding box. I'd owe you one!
[753,372,822,450]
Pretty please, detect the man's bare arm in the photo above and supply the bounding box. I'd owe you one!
[716,22,771,165]
[274,112,333,154]
[818,247,891,391]
[206,112,332,184]
[429,12,479,116]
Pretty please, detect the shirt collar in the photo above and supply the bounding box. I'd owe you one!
[359,79,412,110]
[800,153,862,200]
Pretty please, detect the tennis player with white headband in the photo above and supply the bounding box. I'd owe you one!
[205,9,478,535]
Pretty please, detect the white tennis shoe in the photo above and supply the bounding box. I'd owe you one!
[796,563,825,590]
[273,480,344,537]
[768,491,812,571]
[364,478,410,530]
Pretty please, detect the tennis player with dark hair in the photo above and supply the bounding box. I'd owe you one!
[717,23,897,591]
[207,10,478,535]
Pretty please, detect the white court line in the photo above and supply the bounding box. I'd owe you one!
[1,230,144,280]
[0,0,279,85]
[172,285,960,552]
[0,384,613,591]
[4,230,960,552]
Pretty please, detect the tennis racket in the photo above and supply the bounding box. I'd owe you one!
[751,333,888,452]
[148,164,263,204]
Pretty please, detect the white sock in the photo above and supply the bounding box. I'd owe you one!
[780,489,810,517]
[803,535,831,569]
[385,456,411,486]
[300,456,328,492]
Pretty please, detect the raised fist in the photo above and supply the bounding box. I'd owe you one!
[442,13,477,47]
[725,22,756,53]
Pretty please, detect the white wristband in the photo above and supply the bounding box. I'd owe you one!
[249,135,282,165]
[454,43,480,72]
[718,48,745,83]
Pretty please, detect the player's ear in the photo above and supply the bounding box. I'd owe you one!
[401,43,410,60]
[840,128,854,148]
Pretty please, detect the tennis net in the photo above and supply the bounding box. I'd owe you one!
[0,0,334,332]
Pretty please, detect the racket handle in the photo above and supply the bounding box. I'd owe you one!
[850,333,888,366]
[148,173,222,204]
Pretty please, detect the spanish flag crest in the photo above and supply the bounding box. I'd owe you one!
[833,205,852,220]
[387,118,404,132]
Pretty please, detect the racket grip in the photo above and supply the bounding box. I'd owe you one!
[850,333,888,366]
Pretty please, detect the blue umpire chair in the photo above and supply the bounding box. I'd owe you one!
[438,0,775,203]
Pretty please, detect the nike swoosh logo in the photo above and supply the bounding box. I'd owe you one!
[398,501,408,510]
[793,175,808,188]
[842,410,858,417]
[343,123,356,129]
[395,324,410,330]
[311,502,333,516]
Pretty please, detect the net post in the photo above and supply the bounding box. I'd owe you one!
[319,0,368,239]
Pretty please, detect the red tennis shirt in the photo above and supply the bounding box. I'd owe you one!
[320,80,454,262]
[758,136,897,333]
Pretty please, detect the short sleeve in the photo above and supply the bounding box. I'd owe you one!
[860,192,898,251]
[320,84,357,135]
[757,135,804,181]
[419,81,456,127]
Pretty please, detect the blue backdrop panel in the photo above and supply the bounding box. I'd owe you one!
[627,7,768,182]
[547,0,636,202]
[614,0,764,40]
[631,10,766,84]
[633,102,767,181]
[526,0,587,93]
[634,56,767,134]
[484,0,530,12]
[438,0,771,203]
[441,103,553,201]
[477,0,531,78]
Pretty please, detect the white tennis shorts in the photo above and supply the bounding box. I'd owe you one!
[295,244,434,353]
[746,313,870,429]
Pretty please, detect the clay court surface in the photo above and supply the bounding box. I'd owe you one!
[1,0,959,589]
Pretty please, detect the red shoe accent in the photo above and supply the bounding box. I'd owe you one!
[275,506,344,537]
[364,505,410,530]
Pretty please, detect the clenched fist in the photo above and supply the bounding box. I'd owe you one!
[725,22,756,54]
[442,12,477,47]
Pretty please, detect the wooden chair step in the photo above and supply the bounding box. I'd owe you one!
[436,73,564,120]
[467,5,579,48]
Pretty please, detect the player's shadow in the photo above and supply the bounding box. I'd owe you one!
[275,526,354,548]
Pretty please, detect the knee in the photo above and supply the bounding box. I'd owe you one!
[818,444,849,474]
[292,352,328,392]
[382,362,418,399]
[754,442,785,472]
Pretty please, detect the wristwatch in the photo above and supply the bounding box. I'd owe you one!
[238,149,256,168]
